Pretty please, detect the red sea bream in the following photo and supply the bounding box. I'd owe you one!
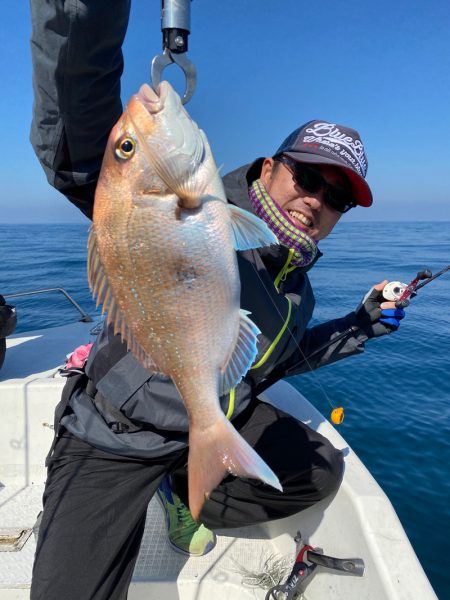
[88,81,281,519]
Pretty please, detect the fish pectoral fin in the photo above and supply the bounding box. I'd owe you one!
[188,416,282,521]
[219,309,261,396]
[87,227,160,372]
[228,204,279,251]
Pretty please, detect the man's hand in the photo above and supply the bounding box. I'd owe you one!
[355,280,406,339]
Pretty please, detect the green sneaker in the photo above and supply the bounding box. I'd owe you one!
[156,477,216,557]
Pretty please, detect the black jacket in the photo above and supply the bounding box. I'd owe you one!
[60,160,366,458]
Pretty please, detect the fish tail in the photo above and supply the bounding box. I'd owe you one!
[188,415,282,521]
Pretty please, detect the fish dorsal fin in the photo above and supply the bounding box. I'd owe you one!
[228,204,278,251]
[220,309,261,396]
[87,227,159,372]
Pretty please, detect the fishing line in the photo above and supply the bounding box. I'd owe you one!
[249,255,345,424]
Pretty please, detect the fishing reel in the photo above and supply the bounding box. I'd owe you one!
[322,265,450,427]
[382,269,432,307]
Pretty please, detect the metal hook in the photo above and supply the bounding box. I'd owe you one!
[151,48,197,105]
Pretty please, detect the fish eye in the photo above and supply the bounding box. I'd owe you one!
[115,137,136,160]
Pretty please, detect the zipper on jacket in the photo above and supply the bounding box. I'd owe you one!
[250,296,292,370]
[226,295,293,420]
[274,248,296,291]
[226,248,298,420]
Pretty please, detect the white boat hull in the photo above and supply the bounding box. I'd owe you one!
[0,323,437,599]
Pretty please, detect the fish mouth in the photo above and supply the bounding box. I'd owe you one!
[136,82,167,114]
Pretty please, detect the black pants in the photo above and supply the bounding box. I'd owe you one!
[31,400,343,600]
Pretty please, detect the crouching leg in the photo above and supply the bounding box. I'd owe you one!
[171,399,344,529]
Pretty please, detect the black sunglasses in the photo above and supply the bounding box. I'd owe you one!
[274,155,357,214]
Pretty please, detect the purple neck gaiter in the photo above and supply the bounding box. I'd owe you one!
[248,179,318,268]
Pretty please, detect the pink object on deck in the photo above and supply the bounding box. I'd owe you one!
[65,343,93,369]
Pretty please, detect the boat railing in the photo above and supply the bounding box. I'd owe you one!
[4,288,93,323]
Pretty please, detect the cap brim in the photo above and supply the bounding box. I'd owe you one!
[284,151,373,207]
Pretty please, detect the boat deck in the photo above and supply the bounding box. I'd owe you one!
[0,322,438,599]
[0,481,285,600]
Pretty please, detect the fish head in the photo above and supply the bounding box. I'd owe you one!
[94,81,223,221]
[93,91,167,222]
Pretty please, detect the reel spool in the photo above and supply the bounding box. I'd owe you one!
[382,281,407,301]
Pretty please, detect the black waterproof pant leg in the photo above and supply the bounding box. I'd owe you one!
[31,400,343,600]
[30,432,187,600]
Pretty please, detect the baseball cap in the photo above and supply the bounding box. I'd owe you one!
[275,120,373,207]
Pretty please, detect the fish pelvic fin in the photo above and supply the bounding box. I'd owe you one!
[220,309,260,396]
[87,227,159,371]
[188,415,282,521]
[229,204,278,251]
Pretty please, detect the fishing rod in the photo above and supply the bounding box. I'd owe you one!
[255,264,450,425]
[383,265,450,307]
[306,264,450,361]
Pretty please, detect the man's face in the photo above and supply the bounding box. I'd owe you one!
[260,158,353,241]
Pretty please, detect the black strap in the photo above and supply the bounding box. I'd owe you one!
[86,378,143,434]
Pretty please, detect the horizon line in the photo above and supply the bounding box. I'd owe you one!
[2,220,450,226]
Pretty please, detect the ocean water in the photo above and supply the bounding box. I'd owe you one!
[1,222,449,597]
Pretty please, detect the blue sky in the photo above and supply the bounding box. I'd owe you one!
[2,0,450,223]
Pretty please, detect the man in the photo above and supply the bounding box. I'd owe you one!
[29,2,405,599]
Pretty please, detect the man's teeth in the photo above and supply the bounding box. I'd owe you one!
[289,210,312,227]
